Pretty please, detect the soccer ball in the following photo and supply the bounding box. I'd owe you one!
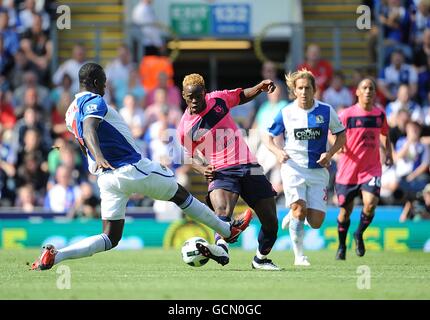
[181,237,210,267]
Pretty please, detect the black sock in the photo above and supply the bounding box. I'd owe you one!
[356,212,374,235]
[258,227,277,256]
[337,219,350,247]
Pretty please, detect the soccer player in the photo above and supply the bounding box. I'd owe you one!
[178,73,281,270]
[334,78,393,260]
[264,69,346,266]
[30,63,252,271]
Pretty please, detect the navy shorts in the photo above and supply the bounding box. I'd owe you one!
[206,164,277,209]
[335,177,381,207]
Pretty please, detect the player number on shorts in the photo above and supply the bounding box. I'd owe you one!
[368,177,381,188]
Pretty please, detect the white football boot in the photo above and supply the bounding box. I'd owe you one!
[196,242,230,266]
[294,255,311,266]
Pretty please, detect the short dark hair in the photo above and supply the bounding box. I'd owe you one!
[79,62,104,86]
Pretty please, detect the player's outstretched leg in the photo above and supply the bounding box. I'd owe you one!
[31,220,123,271]
[171,185,252,243]
[31,232,117,271]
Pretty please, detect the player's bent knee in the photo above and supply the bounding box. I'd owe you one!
[363,203,377,214]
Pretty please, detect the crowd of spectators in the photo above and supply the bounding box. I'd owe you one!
[1,0,429,222]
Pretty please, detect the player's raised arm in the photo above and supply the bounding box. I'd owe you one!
[240,79,276,105]
[83,117,115,171]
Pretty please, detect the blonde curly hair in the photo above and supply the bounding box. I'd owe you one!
[285,69,316,99]
[182,73,205,89]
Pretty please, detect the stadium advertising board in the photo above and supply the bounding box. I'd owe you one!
[125,0,302,38]
[1,208,429,251]
[170,3,251,37]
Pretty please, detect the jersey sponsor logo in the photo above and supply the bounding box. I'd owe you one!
[294,127,322,140]
[85,104,98,113]
[347,115,384,129]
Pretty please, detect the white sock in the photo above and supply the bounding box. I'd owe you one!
[256,249,267,260]
[179,195,231,238]
[216,238,229,252]
[54,234,112,265]
[289,216,305,258]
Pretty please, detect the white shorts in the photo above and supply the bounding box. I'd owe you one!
[281,160,329,212]
[97,159,179,220]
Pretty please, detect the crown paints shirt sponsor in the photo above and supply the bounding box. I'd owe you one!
[65,91,145,175]
[268,100,345,168]
[178,89,257,170]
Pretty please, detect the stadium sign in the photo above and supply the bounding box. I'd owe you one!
[170,3,250,37]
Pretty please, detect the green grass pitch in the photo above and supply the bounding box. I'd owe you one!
[1,249,429,300]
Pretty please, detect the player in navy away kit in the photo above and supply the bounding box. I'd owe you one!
[335,78,393,260]
[31,63,252,270]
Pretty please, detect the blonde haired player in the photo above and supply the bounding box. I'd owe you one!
[264,69,346,266]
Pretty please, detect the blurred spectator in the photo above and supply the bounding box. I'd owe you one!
[18,0,50,32]
[50,91,73,140]
[49,73,74,107]
[413,28,430,72]
[144,71,181,109]
[322,70,353,112]
[14,86,46,120]
[399,182,430,221]
[0,9,19,56]
[0,87,16,131]
[15,183,39,212]
[139,50,174,92]
[44,165,80,213]
[386,84,423,126]
[0,34,14,77]
[394,120,430,201]
[379,0,413,61]
[297,43,333,99]
[119,94,147,140]
[377,50,418,102]
[254,61,288,111]
[15,150,48,194]
[8,107,51,163]
[8,48,38,90]
[389,107,410,146]
[144,87,181,126]
[131,0,164,55]
[111,65,145,110]
[67,181,100,219]
[13,70,49,112]
[105,44,134,107]
[52,43,87,93]
[0,0,18,27]
[417,55,430,105]
[20,12,52,85]
[47,140,84,187]
[410,0,430,47]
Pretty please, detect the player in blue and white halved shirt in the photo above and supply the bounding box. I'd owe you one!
[30,62,252,270]
[264,69,346,266]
